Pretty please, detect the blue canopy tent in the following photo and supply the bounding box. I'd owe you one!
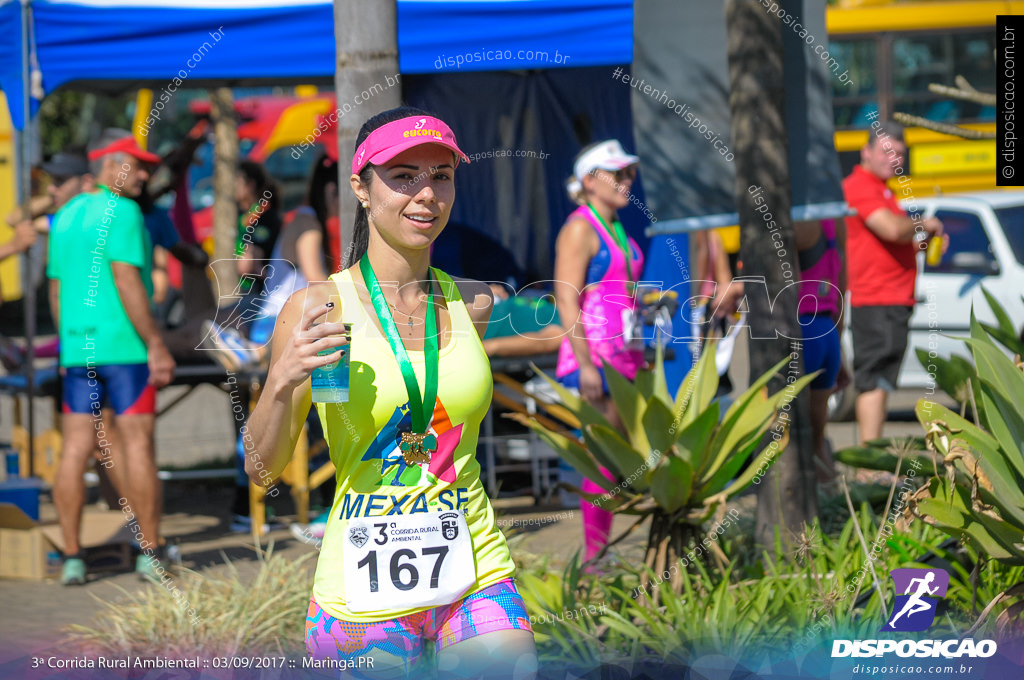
[0,1,698,465]
[0,0,645,279]
[0,0,633,127]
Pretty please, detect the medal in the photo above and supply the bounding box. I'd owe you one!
[360,254,440,465]
[400,432,438,465]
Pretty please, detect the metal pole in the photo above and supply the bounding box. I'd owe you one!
[19,0,36,478]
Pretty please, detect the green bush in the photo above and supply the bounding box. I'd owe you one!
[518,511,976,666]
[66,545,314,657]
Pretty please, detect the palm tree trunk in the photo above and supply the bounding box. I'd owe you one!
[333,1,402,264]
[724,0,817,550]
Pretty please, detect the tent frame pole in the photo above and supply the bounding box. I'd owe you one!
[19,0,37,478]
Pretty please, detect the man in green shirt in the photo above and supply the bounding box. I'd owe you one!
[47,129,175,586]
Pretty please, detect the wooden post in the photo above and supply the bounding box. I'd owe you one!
[209,87,239,292]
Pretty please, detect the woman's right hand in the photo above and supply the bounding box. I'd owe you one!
[579,364,605,404]
[270,301,351,393]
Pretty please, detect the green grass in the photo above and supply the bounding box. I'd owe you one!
[66,543,314,657]
[516,505,990,667]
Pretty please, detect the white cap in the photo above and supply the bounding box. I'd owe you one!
[573,139,640,180]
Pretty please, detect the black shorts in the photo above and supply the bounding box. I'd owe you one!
[851,305,913,393]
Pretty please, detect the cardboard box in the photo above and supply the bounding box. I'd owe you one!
[0,503,134,580]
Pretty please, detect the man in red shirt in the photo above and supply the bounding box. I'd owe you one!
[843,121,943,443]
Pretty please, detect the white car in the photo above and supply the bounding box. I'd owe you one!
[830,190,1024,420]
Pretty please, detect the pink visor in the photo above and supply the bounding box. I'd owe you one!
[351,115,470,175]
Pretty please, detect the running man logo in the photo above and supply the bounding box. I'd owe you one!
[883,568,949,632]
[415,118,426,129]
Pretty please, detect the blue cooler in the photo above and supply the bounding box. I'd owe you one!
[0,477,46,521]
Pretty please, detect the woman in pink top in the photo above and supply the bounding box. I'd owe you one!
[795,218,848,485]
[553,140,646,566]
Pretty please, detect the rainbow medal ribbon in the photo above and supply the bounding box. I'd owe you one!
[586,204,635,294]
[587,204,643,347]
[359,254,439,466]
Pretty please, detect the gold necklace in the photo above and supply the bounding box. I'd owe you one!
[388,282,431,335]
[389,299,421,334]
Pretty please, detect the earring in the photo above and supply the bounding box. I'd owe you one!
[361,202,369,209]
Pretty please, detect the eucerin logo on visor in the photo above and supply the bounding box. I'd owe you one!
[403,129,443,139]
[831,568,997,659]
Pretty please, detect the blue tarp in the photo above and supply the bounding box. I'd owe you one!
[398,0,632,73]
[1,0,333,130]
[0,0,632,130]
[0,0,31,126]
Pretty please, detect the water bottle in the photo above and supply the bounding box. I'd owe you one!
[310,295,350,403]
[311,344,350,403]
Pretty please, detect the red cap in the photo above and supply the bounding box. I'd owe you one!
[87,136,161,164]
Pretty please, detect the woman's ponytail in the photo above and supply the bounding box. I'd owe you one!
[344,172,372,269]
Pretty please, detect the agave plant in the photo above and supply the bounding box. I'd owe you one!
[839,305,1024,641]
[976,288,1024,357]
[914,288,1023,415]
[840,305,1024,566]
[510,342,815,598]
[903,312,1024,646]
[908,311,1024,566]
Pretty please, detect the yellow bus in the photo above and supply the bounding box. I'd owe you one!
[826,0,1023,195]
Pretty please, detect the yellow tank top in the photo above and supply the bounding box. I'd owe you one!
[312,267,515,622]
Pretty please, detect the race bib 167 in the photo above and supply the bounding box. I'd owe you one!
[343,511,476,612]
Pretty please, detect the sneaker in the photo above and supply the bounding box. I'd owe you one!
[199,320,257,372]
[136,553,173,583]
[290,512,328,548]
[229,513,253,533]
[228,513,283,534]
[289,523,324,549]
[166,544,182,567]
[61,557,86,586]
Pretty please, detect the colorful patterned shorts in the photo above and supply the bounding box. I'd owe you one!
[304,578,532,675]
